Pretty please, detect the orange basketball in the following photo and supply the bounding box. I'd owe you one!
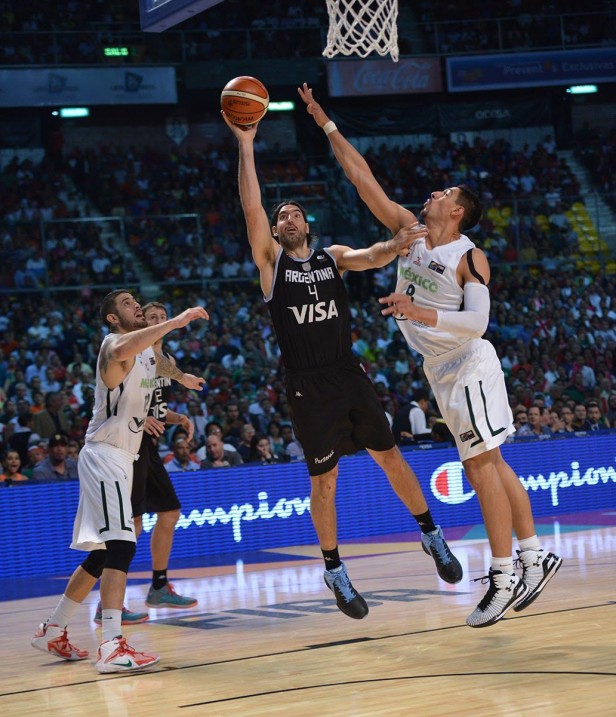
[221,76,269,127]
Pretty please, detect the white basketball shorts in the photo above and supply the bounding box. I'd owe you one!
[71,442,137,552]
[423,338,515,462]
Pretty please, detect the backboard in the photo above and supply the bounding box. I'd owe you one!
[140,0,225,32]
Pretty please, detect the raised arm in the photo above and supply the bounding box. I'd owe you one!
[329,224,429,273]
[100,307,208,389]
[221,112,279,294]
[298,83,416,235]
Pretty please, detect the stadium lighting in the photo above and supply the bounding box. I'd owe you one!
[268,101,295,112]
[566,85,598,94]
[57,108,90,118]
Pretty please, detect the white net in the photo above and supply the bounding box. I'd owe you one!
[323,0,399,62]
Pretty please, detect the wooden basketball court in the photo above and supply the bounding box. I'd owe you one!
[1,518,614,716]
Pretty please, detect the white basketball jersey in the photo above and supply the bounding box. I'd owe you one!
[85,334,157,455]
[395,234,476,357]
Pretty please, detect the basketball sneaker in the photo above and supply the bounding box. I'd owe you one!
[323,562,369,620]
[145,583,198,609]
[466,569,530,628]
[93,601,149,625]
[31,623,89,661]
[513,549,563,612]
[421,526,463,584]
[96,637,160,673]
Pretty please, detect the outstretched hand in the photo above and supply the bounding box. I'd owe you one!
[172,306,209,330]
[379,292,417,320]
[220,111,259,140]
[297,83,330,128]
[388,224,428,257]
[181,373,205,391]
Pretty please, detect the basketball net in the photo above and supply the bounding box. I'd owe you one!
[323,0,399,62]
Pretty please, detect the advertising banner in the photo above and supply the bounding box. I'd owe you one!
[327,57,442,97]
[446,47,616,92]
[2,434,614,582]
[437,96,551,132]
[0,67,178,107]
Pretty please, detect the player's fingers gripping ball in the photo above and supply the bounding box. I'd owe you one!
[221,76,269,128]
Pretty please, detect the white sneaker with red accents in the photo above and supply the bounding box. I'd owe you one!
[96,637,160,673]
[31,623,89,661]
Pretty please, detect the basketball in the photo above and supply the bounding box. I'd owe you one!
[221,76,269,127]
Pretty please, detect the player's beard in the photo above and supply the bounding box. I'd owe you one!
[279,227,307,252]
[119,315,147,332]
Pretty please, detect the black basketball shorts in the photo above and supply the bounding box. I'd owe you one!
[132,435,181,517]
[286,358,395,477]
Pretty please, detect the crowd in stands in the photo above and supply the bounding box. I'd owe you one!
[1,0,614,66]
[4,129,612,293]
[417,0,615,55]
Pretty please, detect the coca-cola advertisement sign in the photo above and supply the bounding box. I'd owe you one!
[327,57,442,97]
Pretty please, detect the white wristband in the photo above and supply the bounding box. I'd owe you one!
[322,121,337,135]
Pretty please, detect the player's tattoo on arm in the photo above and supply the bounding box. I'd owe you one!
[99,340,114,375]
[155,351,184,381]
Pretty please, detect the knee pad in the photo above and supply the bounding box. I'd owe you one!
[104,539,136,574]
[81,549,107,579]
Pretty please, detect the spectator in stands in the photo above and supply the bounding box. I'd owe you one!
[391,389,433,444]
[571,403,587,431]
[66,439,81,459]
[266,420,286,457]
[200,434,243,469]
[32,433,78,481]
[236,423,257,463]
[516,406,551,438]
[164,437,200,473]
[221,401,244,446]
[22,441,46,478]
[583,401,610,432]
[8,412,41,465]
[280,424,304,462]
[559,406,576,433]
[249,433,280,465]
[32,391,72,438]
[0,449,28,484]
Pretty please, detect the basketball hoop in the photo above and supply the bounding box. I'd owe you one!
[322,0,399,62]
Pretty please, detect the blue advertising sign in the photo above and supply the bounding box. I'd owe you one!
[0,67,178,107]
[446,47,616,92]
[2,434,614,580]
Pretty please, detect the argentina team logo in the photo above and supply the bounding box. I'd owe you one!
[431,461,476,505]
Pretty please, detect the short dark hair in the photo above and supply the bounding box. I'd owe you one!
[456,184,482,232]
[413,388,430,403]
[100,289,132,329]
[142,301,166,315]
[270,200,315,246]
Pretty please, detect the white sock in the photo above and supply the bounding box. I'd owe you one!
[518,535,542,552]
[101,609,122,643]
[491,556,514,574]
[46,594,81,629]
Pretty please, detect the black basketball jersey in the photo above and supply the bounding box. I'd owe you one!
[266,247,353,371]
[147,351,172,427]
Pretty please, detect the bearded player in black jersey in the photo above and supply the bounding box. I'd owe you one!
[223,113,462,620]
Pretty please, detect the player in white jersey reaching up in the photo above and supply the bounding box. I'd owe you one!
[298,83,562,628]
[31,290,207,671]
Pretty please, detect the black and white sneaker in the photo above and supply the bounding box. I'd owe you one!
[324,562,369,620]
[513,549,562,612]
[466,569,530,628]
